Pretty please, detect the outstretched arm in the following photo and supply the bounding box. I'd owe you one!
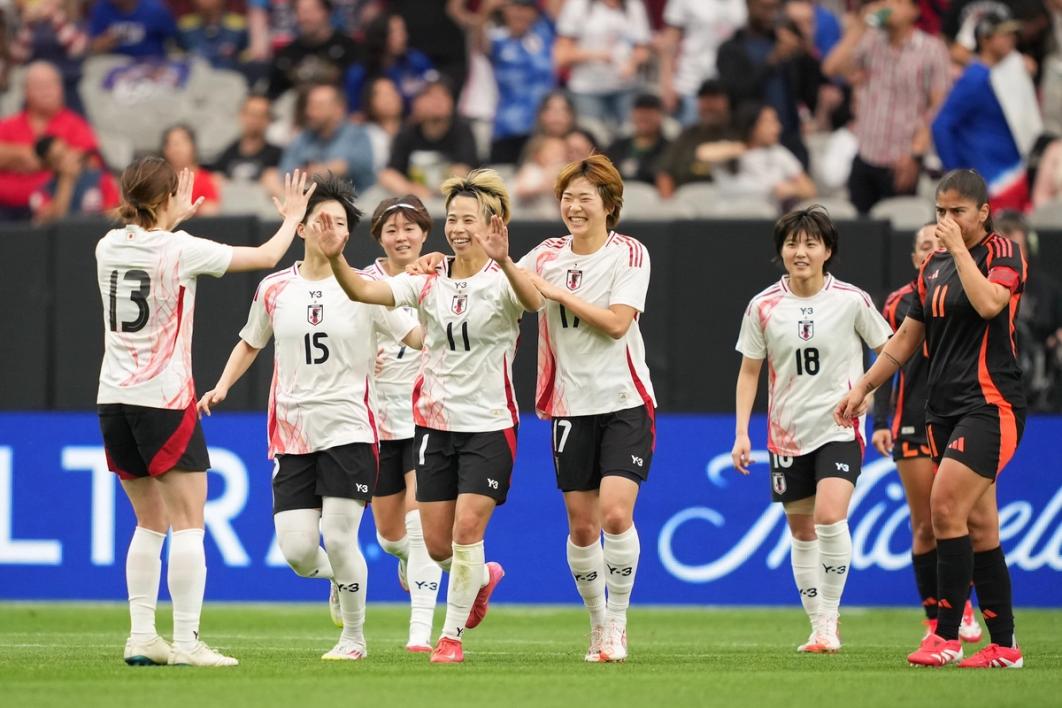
[731,356,764,475]
[476,215,543,312]
[835,317,925,424]
[311,212,397,306]
[228,170,317,272]
[526,272,637,340]
[198,340,262,416]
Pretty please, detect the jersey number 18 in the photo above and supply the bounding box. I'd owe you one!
[794,347,820,376]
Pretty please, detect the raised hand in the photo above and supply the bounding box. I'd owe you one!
[406,251,446,275]
[273,170,317,222]
[172,167,205,227]
[474,215,511,263]
[935,215,965,255]
[307,211,348,259]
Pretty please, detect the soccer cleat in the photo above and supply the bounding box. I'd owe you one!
[405,642,432,654]
[123,635,171,666]
[907,633,963,667]
[922,618,938,640]
[398,557,409,593]
[322,641,367,661]
[584,625,605,662]
[168,641,239,667]
[957,643,1023,669]
[430,636,464,664]
[598,621,627,663]
[465,561,504,630]
[803,612,842,654]
[959,601,982,643]
[329,581,343,628]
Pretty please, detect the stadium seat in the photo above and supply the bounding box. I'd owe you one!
[0,66,25,117]
[1030,199,1062,228]
[795,197,858,220]
[622,182,679,221]
[96,130,135,171]
[671,182,721,218]
[219,180,276,219]
[869,196,934,230]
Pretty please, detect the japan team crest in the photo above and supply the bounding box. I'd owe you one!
[797,319,814,341]
[772,471,787,495]
[451,294,468,315]
[566,269,583,291]
[307,304,324,326]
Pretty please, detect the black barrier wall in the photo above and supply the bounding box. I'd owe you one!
[3,217,1057,412]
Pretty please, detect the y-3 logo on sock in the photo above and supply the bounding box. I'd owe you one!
[573,571,598,582]
[336,582,361,592]
[456,628,464,637]
[822,564,847,575]
[607,564,633,577]
[414,581,439,591]
[799,587,818,597]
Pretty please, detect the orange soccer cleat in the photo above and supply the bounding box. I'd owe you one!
[466,562,505,630]
[908,633,963,667]
[958,643,1023,669]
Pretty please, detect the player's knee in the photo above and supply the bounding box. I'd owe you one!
[451,517,484,545]
[930,496,963,535]
[319,518,355,554]
[911,519,936,548]
[278,532,322,577]
[600,507,632,536]
[425,541,452,563]
[568,521,600,547]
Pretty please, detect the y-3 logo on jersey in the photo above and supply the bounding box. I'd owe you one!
[307,304,324,325]
[566,269,583,291]
[451,294,468,315]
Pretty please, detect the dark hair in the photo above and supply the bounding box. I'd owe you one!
[913,220,936,250]
[733,102,767,144]
[370,194,432,241]
[697,78,726,98]
[117,156,178,228]
[994,209,1028,237]
[567,127,599,153]
[936,169,993,233]
[303,172,363,227]
[34,135,57,161]
[773,205,838,272]
[161,124,199,163]
[361,75,398,122]
[632,93,663,111]
[535,90,576,134]
[363,12,398,75]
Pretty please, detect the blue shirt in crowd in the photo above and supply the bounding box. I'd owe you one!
[489,16,556,140]
[89,0,177,59]
[344,50,437,114]
[177,12,249,70]
[279,122,376,192]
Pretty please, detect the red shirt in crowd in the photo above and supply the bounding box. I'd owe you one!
[0,109,100,208]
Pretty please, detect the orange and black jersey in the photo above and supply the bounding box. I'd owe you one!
[906,234,1027,418]
[873,280,929,440]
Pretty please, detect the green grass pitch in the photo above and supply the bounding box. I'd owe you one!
[2,603,1061,708]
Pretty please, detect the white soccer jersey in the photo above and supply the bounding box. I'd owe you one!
[387,258,526,433]
[736,275,892,457]
[96,225,233,409]
[364,258,421,440]
[518,233,656,418]
[241,263,418,457]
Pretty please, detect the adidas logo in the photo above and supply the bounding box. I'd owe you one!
[947,437,966,452]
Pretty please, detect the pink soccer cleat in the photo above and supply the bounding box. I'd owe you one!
[908,633,963,667]
[958,643,1023,669]
[430,637,464,664]
[465,562,504,630]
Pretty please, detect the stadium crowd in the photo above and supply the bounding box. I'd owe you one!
[1,0,1061,407]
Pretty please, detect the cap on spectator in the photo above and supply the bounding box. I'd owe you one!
[697,79,726,98]
[975,9,1021,40]
[34,135,57,161]
[633,94,664,111]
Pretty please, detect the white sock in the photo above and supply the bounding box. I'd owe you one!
[441,541,484,641]
[376,530,409,563]
[405,510,441,646]
[437,556,453,573]
[816,520,852,616]
[566,536,606,628]
[126,527,166,641]
[274,509,333,579]
[790,538,821,620]
[603,525,640,629]
[321,498,368,646]
[168,528,207,651]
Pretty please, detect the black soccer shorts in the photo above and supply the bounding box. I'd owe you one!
[375,438,415,497]
[768,439,863,503]
[98,402,210,479]
[551,405,655,492]
[272,442,378,513]
[413,426,517,505]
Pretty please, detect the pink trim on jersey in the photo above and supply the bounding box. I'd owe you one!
[766,361,777,450]
[120,279,186,389]
[411,374,426,427]
[417,276,434,305]
[411,372,449,430]
[148,400,198,475]
[833,282,873,307]
[502,354,519,427]
[612,233,645,268]
[535,317,559,417]
[626,347,656,451]
[364,376,381,489]
[267,357,311,457]
[262,277,294,316]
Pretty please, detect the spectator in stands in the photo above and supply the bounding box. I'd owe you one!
[0,61,101,220]
[388,0,469,96]
[8,0,89,113]
[161,124,221,215]
[212,94,282,184]
[933,10,1040,211]
[823,0,950,214]
[361,75,403,172]
[177,0,249,71]
[565,126,599,162]
[89,0,178,58]
[378,78,478,199]
[997,210,1062,412]
[658,0,747,125]
[247,0,383,61]
[470,0,557,165]
[513,133,567,211]
[942,0,1051,69]
[785,0,842,60]
[267,0,360,99]
[656,79,738,198]
[531,89,577,141]
[343,12,434,116]
[717,0,826,168]
[554,0,652,134]
[717,102,815,211]
[278,82,375,191]
[605,93,670,184]
[29,134,120,224]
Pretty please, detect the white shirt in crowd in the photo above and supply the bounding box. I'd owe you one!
[664,0,747,95]
[240,263,417,457]
[557,0,652,95]
[518,232,656,418]
[96,225,233,409]
[736,274,892,457]
[387,258,527,433]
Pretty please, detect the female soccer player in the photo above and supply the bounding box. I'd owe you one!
[838,170,1027,669]
[732,206,892,654]
[315,169,543,664]
[197,175,422,661]
[97,159,314,667]
[872,224,982,643]
[362,195,442,652]
[517,154,656,663]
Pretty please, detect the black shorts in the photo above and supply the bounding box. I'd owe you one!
[272,442,378,513]
[769,439,863,503]
[414,426,516,505]
[376,438,414,497]
[893,435,932,462]
[98,402,210,479]
[551,406,655,492]
[926,406,1026,481]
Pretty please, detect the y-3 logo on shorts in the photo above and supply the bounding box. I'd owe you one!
[631,455,644,467]
[355,483,368,493]
[487,478,499,489]
[835,462,850,472]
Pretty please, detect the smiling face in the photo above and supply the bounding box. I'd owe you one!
[300,200,350,255]
[444,195,488,257]
[780,230,831,280]
[378,210,427,265]
[560,176,609,238]
[935,188,989,242]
